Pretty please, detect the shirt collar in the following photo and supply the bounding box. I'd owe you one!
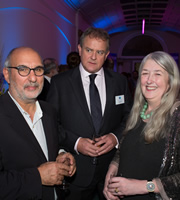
[8,91,43,118]
[79,62,104,79]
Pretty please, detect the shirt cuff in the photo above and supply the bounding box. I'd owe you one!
[74,137,82,154]
[110,133,119,148]
[58,149,66,154]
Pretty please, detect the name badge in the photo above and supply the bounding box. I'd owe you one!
[115,95,125,105]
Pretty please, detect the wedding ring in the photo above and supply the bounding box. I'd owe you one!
[115,187,119,193]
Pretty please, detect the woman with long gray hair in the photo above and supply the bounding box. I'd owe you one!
[104,51,180,200]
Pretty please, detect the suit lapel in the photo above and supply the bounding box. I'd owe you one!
[69,68,93,126]
[103,70,115,124]
[41,107,56,161]
[4,92,47,162]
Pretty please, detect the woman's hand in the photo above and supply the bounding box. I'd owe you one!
[103,163,120,200]
[107,177,148,197]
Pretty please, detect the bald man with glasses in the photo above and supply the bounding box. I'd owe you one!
[0,47,76,200]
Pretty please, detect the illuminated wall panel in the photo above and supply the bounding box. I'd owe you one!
[0,1,81,67]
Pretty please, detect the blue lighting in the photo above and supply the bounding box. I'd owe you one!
[54,24,71,46]
[64,0,81,9]
[0,7,71,47]
[109,15,120,24]
[160,26,180,34]
[93,17,111,29]
[93,15,120,29]
[0,6,73,72]
[55,11,72,25]
[0,7,29,11]
[108,26,130,34]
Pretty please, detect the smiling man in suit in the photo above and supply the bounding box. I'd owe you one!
[47,27,132,200]
[0,47,76,200]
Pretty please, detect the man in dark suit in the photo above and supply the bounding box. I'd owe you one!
[1,47,76,200]
[47,27,132,200]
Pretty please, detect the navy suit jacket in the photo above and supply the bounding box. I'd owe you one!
[47,67,132,187]
[0,92,60,200]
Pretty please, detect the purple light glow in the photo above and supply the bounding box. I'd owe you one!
[142,19,145,34]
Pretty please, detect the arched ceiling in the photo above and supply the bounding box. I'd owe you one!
[64,0,180,35]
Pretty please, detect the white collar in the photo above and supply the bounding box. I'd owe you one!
[79,63,104,79]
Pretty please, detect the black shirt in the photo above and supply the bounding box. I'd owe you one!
[118,120,165,199]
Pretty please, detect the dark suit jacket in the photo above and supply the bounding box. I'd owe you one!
[37,77,50,101]
[0,92,60,200]
[47,67,132,187]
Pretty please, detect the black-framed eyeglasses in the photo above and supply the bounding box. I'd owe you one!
[7,65,45,77]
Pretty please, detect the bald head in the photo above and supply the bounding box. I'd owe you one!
[4,47,43,69]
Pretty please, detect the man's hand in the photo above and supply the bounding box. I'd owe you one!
[95,133,117,156]
[38,161,70,185]
[56,152,76,177]
[77,138,99,157]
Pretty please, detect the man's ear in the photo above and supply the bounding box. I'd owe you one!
[3,67,10,84]
[78,44,82,56]
[105,51,110,59]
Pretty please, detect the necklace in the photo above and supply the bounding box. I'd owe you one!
[140,102,153,120]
